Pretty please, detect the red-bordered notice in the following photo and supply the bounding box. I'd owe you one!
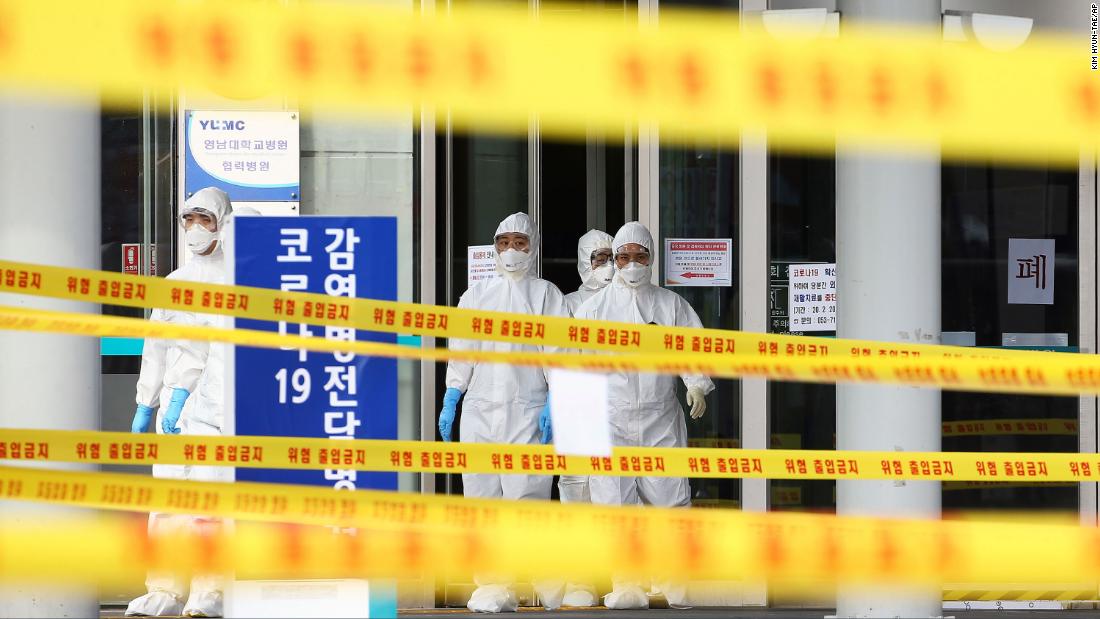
[664,238,732,287]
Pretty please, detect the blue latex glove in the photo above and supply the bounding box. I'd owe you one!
[161,388,189,435]
[539,401,552,444]
[439,387,462,442]
[131,404,154,434]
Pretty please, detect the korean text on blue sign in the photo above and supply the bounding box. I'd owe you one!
[234,216,397,490]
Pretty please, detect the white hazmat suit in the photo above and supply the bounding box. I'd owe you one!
[558,229,613,504]
[445,212,568,499]
[555,229,614,608]
[126,187,233,618]
[444,213,570,613]
[573,222,714,610]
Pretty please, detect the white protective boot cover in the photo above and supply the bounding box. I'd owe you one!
[125,591,184,617]
[603,583,649,610]
[182,589,223,617]
[561,583,599,607]
[467,584,519,613]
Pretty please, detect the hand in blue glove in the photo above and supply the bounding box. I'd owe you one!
[131,404,154,433]
[161,388,189,434]
[439,387,462,442]
[539,401,552,444]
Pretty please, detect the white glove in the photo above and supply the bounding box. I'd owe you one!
[685,387,707,419]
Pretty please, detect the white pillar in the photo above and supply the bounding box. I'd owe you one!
[0,96,100,618]
[835,2,942,617]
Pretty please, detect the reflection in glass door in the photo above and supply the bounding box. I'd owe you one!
[766,154,1082,515]
[768,153,836,513]
[941,162,1079,511]
[659,142,741,508]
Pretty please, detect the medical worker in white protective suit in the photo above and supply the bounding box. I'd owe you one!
[559,229,614,504]
[572,221,715,610]
[541,229,614,609]
[126,187,233,618]
[439,212,570,613]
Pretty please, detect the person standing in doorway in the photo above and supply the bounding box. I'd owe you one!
[438,212,570,613]
[572,221,714,610]
[126,187,233,618]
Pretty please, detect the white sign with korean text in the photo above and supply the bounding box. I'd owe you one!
[788,263,837,332]
[664,239,733,287]
[1008,238,1054,305]
[185,110,300,201]
[467,245,499,288]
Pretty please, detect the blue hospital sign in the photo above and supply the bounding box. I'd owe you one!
[234,216,397,490]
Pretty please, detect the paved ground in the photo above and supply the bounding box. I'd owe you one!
[102,605,1100,618]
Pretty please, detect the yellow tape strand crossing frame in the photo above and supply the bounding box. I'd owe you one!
[0,0,1094,164]
[1,464,1099,588]
[4,428,1100,484]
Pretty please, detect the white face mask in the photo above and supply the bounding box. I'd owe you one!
[583,263,614,290]
[185,226,218,255]
[498,248,532,273]
[618,262,651,287]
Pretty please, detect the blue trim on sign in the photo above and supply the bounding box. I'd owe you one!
[101,337,144,356]
[367,581,397,618]
[397,335,422,348]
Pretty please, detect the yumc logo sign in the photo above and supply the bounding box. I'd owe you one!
[198,119,246,131]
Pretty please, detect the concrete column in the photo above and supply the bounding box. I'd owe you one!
[835,1,942,617]
[0,96,100,618]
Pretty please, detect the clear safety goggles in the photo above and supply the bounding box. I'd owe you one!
[179,206,217,225]
[615,249,650,265]
[590,249,613,267]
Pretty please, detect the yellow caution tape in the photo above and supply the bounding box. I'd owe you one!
[0,259,1042,366]
[1,464,1100,587]
[944,418,1079,437]
[943,585,1098,602]
[0,1,1093,164]
[6,303,1100,401]
[5,427,1100,483]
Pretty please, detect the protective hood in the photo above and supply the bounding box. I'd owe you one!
[576,228,614,290]
[493,212,539,279]
[612,221,654,288]
[181,187,233,228]
[181,187,233,255]
[612,221,654,255]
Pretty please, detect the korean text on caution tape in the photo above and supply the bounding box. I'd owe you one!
[4,428,1100,483]
[0,259,1045,365]
[4,304,1100,399]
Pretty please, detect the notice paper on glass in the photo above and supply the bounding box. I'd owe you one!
[467,245,500,288]
[549,369,612,457]
[1007,238,1054,305]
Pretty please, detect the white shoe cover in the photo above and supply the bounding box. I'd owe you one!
[653,581,691,609]
[125,591,184,617]
[467,584,519,613]
[561,585,598,607]
[183,589,223,617]
[604,584,649,610]
[532,579,565,610]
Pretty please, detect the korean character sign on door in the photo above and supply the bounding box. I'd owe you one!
[1008,238,1055,305]
[234,217,398,490]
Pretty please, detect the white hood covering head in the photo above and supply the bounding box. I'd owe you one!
[181,187,233,229]
[576,228,614,290]
[612,221,654,288]
[612,221,654,255]
[494,212,539,279]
